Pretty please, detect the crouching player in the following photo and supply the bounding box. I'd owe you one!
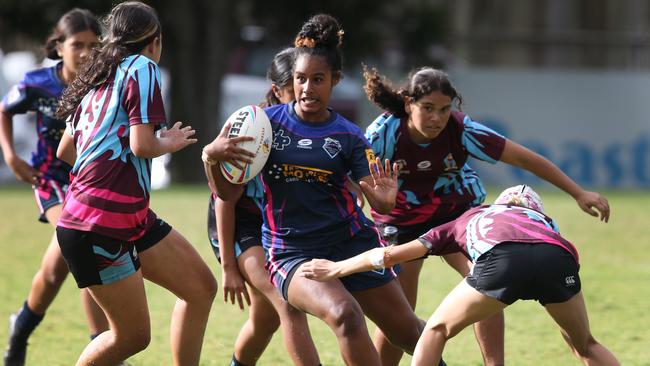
[298,185,619,366]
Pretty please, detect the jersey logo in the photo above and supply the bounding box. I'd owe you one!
[395,159,408,174]
[443,153,459,171]
[273,129,291,150]
[36,97,59,118]
[365,149,375,164]
[322,137,342,158]
[417,160,432,170]
[565,276,576,286]
[297,139,312,149]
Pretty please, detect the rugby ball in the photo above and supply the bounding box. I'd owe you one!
[220,105,272,184]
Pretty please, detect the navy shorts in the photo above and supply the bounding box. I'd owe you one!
[207,194,262,263]
[466,242,581,305]
[267,227,399,301]
[33,178,68,223]
[56,218,172,288]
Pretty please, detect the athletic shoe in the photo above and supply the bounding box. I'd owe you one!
[3,313,26,366]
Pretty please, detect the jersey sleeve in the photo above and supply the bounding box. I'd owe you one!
[417,221,461,256]
[1,79,32,115]
[365,113,400,162]
[122,62,166,126]
[461,115,506,163]
[348,130,374,182]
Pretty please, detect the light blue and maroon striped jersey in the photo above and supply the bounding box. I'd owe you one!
[58,55,165,241]
[1,62,71,183]
[365,111,506,227]
[418,205,579,264]
[260,102,375,252]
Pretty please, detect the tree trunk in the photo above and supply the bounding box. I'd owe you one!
[160,0,236,183]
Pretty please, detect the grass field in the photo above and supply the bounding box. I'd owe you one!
[0,184,648,365]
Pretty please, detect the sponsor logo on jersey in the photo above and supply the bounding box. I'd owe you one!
[273,129,291,150]
[282,164,333,184]
[365,149,375,164]
[565,275,576,286]
[262,136,271,154]
[297,139,313,149]
[36,97,59,118]
[442,153,459,171]
[322,137,342,158]
[417,160,432,170]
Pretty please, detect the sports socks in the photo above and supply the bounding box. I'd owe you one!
[230,355,250,366]
[9,301,43,346]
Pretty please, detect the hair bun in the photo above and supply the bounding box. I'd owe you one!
[296,14,343,50]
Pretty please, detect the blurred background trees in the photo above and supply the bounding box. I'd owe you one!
[2,0,650,183]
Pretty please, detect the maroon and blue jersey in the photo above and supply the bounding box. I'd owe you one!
[58,55,165,241]
[418,204,579,264]
[365,111,506,228]
[261,102,376,253]
[1,63,71,183]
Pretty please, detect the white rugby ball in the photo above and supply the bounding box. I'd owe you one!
[220,105,272,184]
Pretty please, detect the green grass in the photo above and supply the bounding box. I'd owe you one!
[0,185,648,365]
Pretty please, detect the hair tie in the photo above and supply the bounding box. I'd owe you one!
[294,36,316,48]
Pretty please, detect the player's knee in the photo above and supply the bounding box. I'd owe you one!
[115,327,151,355]
[571,334,599,357]
[184,270,218,305]
[325,300,366,339]
[426,319,454,341]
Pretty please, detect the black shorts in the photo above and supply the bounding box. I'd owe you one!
[466,242,581,305]
[56,219,172,288]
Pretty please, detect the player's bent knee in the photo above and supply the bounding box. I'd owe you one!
[325,301,366,338]
[117,327,151,354]
[571,334,599,356]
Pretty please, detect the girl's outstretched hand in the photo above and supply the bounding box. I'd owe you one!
[575,191,610,222]
[202,122,255,170]
[159,121,197,153]
[359,157,398,213]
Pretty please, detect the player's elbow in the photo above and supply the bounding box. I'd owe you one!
[130,142,156,158]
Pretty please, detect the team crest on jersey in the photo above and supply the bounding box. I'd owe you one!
[365,149,375,164]
[442,153,459,171]
[322,137,342,158]
[37,97,59,118]
[273,129,291,150]
[395,159,408,174]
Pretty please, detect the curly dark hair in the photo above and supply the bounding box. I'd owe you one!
[293,14,344,74]
[363,66,462,118]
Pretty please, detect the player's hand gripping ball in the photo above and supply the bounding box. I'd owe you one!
[219,105,272,184]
